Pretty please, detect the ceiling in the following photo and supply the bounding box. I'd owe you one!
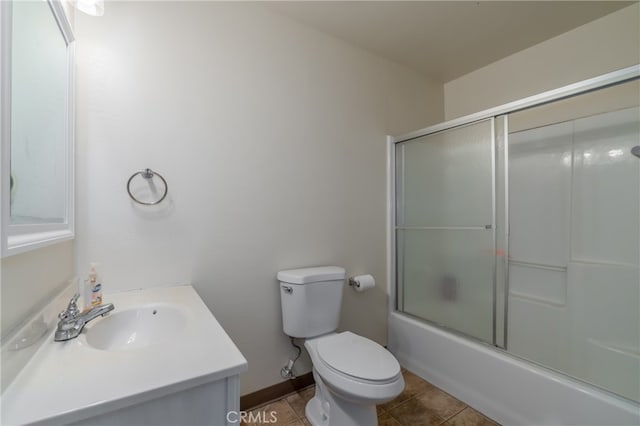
[268,1,634,82]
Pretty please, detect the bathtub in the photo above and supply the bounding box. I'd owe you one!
[387,312,640,426]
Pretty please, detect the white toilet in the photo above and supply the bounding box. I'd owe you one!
[277,266,404,426]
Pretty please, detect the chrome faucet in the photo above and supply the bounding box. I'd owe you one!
[54,293,114,342]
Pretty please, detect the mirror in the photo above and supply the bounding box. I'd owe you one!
[1,0,75,256]
[11,0,67,224]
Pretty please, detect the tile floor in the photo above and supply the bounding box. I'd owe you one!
[242,369,499,426]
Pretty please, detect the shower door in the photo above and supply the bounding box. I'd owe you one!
[395,119,498,345]
[393,73,639,402]
[505,80,640,402]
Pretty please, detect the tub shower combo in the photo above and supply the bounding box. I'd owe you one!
[388,66,640,425]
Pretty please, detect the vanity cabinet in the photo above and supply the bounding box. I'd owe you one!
[1,286,248,426]
[69,377,241,426]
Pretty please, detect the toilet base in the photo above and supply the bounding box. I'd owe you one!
[305,370,378,426]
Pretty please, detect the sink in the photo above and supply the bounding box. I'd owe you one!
[85,304,188,351]
[2,285,248,426]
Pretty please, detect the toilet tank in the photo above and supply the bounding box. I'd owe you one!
[277,266,346,338]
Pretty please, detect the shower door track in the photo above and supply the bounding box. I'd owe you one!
[396,226,490,230]
[392,65,639,145]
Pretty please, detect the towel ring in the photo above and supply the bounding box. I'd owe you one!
[127,168,168,205]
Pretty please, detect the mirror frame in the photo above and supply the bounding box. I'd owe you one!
[0,0,75,257]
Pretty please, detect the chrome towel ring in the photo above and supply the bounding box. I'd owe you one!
[126,168,168,205]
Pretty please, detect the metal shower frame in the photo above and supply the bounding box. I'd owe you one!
[387,64,640,348]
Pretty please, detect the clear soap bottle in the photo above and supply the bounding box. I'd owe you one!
[88,262,103,307]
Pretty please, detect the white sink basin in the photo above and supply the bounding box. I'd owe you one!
[85,304,188,351]
[2,286,248,426]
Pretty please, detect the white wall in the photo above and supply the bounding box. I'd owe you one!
[1,243,74,390]
[444,3,640,120]
[75,1,443,395]
[0,241,74,339]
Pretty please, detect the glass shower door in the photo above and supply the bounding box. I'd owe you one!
[396,119,497,344]
[506,80,640,402]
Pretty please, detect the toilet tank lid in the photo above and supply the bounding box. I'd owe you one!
[277,266,346,284]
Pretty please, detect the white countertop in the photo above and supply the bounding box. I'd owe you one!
[1,285,248,425]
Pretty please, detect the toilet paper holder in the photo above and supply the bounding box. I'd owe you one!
[348,274,376,292]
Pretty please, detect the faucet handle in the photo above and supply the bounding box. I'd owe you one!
[59,293,81,320]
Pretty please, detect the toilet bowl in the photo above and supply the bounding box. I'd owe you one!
[304,332,404,425]
[277,266,404,426]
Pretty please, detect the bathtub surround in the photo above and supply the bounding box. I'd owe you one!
[390,63,639,423]
[389,315,640,426]
[506,104,640,402]
[74,1,443,396]
[389,5,640,416]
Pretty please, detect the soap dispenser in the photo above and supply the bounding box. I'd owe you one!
[87,262,103,307]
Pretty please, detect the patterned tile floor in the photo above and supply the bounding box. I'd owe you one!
[242,369,499,426]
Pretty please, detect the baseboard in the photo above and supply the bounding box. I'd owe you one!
[240,372,315,411]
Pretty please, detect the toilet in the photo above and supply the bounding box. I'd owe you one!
[277,266,404,426]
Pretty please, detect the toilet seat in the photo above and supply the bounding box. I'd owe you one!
[305,332,404,405]
[317,332,400,383]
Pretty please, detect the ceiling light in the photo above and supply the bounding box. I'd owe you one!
[73,0,104,16]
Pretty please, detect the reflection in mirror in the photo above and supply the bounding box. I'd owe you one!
[10,0,67,224]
